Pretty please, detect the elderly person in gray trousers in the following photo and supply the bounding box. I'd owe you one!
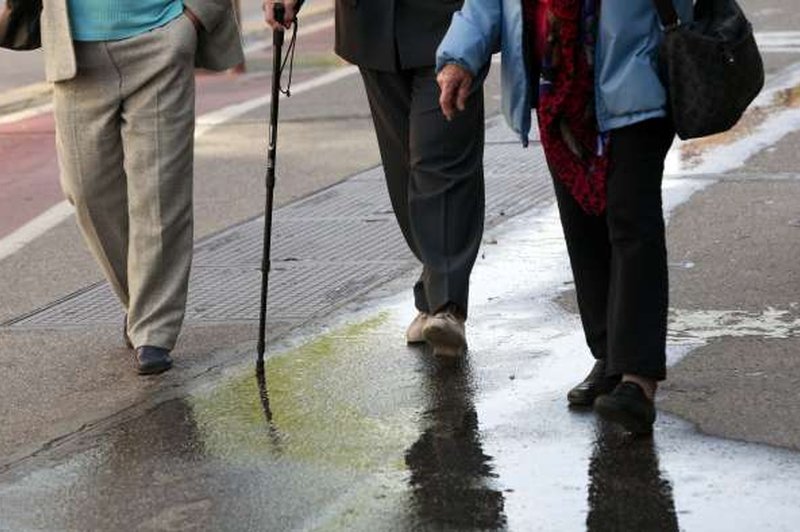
[43,0,243,374]
[266,0,486,358]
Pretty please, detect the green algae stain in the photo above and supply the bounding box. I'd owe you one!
[189,312,421,472]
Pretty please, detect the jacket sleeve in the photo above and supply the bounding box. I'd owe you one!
[183,0,231,33]
[436,0,503,76]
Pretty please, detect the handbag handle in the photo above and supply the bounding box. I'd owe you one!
[651,0,681,29]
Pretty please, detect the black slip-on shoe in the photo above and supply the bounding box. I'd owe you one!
[135,346,173,375]
[124,315,133,349]
[567,359,621,406]
[594,382,656,435]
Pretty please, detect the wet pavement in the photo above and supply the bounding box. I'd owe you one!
[3,201,800,531]
[3,2,800,529]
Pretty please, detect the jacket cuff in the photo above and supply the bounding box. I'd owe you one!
[435,58,476,77]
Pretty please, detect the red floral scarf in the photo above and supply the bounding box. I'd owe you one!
[524,0,609,215]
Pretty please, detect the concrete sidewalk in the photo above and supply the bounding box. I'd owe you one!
[2,168,800,530]
[662,156,800,450]
[2,45,800,532]
[3,109,800,529]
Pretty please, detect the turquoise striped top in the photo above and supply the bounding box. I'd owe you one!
[67,0,184,42]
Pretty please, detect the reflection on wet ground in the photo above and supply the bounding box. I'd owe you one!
[2,208,800,531]
[586,423,678,532]
[255,360,282,451]
[405,358,506,530]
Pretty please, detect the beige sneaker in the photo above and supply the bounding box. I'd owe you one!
[422,310,467,357]
[406,312,429,345]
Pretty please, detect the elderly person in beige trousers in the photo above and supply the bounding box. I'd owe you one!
[43,0,243,374]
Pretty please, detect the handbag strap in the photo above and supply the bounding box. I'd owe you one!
[651,0,681,29]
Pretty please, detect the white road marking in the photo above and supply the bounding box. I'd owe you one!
[0,202,74,262]
[242,17,336,55]
[3,28,800,261]
[0,102,54,126]
[0,28,794,127]
[195,65,358,137]
[239,2,333,33]
[0,65,360,264]
[0,16,337,126]
[757,31,800,53]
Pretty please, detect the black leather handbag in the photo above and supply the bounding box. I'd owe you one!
[0,0,43,51]
[652,0,764,140]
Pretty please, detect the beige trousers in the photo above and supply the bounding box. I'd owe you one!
[53,15,198,350]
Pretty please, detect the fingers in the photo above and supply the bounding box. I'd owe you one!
[456,76,472,113]
[263,0,277,29]
[437,72,458,121]
[263,0,296,30]
[437,65,473,121]
[283,2,296,26]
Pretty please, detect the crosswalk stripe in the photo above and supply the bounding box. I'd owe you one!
[756,31,800,53]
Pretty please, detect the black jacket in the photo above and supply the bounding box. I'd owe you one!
[335,0,463,72]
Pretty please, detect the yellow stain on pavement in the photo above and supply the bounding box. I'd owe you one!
[188,312,420,472]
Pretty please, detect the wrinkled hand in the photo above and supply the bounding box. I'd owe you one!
[437,64,473,121]
[263,0,297,30]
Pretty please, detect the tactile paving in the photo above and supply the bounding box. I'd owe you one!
[6,123,555,329]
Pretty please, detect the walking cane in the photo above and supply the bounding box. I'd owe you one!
[257,2,295,368]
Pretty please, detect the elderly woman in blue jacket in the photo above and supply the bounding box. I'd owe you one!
[437,0,692,434]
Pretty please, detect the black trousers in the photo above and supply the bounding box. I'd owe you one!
[553,118,675,380]
[360,67,485,318]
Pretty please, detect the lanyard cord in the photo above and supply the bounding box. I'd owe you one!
[278,20,298,97]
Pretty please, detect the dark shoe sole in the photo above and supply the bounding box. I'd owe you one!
[594,397,655,435]
[137,359,173,375]
[567,378,621,407]
[567,389,596,407]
